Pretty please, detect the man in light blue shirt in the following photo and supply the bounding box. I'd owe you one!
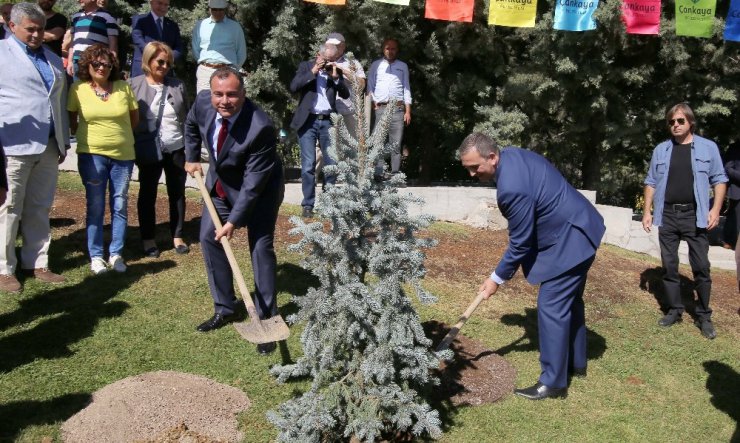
[367,37,412,180]
[191,0,246,93]
[642,103,727,339]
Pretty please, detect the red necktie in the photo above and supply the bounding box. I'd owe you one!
[215,119,228,199]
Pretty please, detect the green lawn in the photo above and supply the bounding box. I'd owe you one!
[0,172,737,442]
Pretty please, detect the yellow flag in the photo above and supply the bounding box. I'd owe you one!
[488,0,537,27]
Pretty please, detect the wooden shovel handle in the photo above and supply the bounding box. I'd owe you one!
[435,291,487,352]
[193,170,259,316]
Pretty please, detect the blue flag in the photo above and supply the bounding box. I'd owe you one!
[725,0,740,41]
[553,0,599,31]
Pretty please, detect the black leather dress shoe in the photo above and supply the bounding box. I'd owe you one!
[658,311,682,327]
[175,244,190,255]
[514,382,567,400]
[257,342,276,355]
[196,313,234,332]
[144,247,160,258]
[571,367,587,378]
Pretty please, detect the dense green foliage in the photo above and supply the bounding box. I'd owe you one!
[56,0,740,205]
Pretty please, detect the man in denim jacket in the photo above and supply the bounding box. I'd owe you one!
[642,103,727,339]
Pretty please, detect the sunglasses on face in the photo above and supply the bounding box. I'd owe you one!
[91,61,112,70]
[210,7,224,11]
[668,118,686,126]
[155,59,171,67]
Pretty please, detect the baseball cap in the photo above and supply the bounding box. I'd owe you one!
[209,0,227,8]
[325,32,345,45]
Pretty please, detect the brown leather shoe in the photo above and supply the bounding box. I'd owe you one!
[0,274,21,293]
[28,268,65,284]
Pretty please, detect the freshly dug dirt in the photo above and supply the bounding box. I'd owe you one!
[60,371,250,443]
[426,321,517,406]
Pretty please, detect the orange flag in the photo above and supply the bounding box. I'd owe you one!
[425,0,475,22]
[304,0,346,4]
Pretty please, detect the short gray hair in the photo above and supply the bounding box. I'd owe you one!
[10,2,45,26]
[458,132,499,157]
[320,43,338,60]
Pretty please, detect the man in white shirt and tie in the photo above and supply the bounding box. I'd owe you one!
[367,37,412,180]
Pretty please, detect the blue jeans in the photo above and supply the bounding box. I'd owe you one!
[298,116,336,208]
[78,153,134,259]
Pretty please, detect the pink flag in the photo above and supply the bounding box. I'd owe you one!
[621,0,660,34]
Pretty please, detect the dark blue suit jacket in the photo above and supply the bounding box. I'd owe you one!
[494,147,605,285]
[184,91,284,228]
[131,13,184,78]
[289,60,350,130]
[723,141,740,200]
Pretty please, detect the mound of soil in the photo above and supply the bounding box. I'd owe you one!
[61,371,250,443]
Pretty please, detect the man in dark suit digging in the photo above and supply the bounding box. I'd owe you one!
[459,132,605,400]
[184,67,284,355]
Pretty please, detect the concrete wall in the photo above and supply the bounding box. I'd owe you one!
[59,152,735,270]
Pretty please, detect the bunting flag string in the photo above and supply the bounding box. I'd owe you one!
[724,0,740,41]
[304,0,739,42]
[621,0,661,34]
[675,0,716,37]
[424,0,475,22]
[553,0,599,31]
[489,0,537,27]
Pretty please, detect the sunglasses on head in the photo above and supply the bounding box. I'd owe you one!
[155,59,171,67]
[91,60,112,70]
[668,118,686,126]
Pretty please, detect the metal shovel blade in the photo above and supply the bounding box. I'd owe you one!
[233,317,290,343]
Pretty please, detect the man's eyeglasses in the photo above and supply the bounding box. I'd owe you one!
[155,59,171,67]
[91,61,113,70]
[210,7,224,11]
[668,118,686,126]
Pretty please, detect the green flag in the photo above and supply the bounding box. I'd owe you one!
[675,0,716,37]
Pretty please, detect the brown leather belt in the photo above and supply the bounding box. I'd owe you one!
[199,62,231,69]
[375,101,405,109]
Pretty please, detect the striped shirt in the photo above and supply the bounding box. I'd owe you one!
[70,8,119,60]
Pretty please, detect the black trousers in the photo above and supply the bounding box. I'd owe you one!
[658,206,712,320]
[722,198,740,247]
[136,149,187,241]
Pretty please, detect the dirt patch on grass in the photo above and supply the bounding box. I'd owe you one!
[61,371,250,443]
[425,321,517,406]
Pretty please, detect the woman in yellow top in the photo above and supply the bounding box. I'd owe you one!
[68,44,139,275]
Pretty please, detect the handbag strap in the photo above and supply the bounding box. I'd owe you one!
[154,84,168,130]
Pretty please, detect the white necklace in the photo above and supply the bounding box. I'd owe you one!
[90,82,111,101]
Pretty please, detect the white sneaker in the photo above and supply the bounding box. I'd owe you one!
[108,255,127,273]
[91,257,108,275]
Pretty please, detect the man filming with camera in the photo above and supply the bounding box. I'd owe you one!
[289,40,349,218]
